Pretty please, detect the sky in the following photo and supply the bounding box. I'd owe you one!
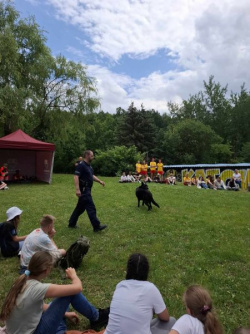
[13,0,250,114]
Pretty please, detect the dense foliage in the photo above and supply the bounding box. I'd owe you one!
[1,2,250,175]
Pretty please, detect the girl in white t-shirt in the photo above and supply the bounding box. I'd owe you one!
[169,285,223,334]
[104,253,175,334]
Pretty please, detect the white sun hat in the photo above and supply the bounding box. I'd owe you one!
[6,207,23,221]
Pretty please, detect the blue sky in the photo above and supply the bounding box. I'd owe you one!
[14,0,250,113]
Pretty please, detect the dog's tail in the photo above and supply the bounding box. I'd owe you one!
[152,198,160,208]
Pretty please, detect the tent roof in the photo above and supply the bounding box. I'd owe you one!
[0,129,55,151]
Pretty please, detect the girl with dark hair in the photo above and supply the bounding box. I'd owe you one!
[0,207,27,257]
[104,253,175,334]
[0,251,109,334]
[169,285,223,334]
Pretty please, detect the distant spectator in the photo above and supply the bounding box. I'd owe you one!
[206,175,216,190]
[157,159,164,181]
[12,169,23,182]
[119,172,128,183]
[197,176,208,189]
[144,175,153,183]
[183,173,191,186]
[214,176,226,190]
[168,173,176,185]
[150,158,157,179]
[136,160,142,176]
[127,171,135,183]
[0,181,8,190]
[0,207,27,258]
[233,169,242,188]
[191,175,197,186]
[153,173,161,183]
[0,163,9,181]
[141,160,148,178]
[227,177,239,191]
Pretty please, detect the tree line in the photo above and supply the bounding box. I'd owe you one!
[1,1,250,176]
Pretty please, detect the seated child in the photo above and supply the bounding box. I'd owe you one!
[127,171,135,183]
[0,207,27,257]
[119,172,128,183]
[197,176,208,189]
[169,285,223,334]
[183,173,191,186]
[214,176,226,190]
[168,173,176,185]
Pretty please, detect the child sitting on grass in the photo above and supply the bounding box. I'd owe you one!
[0,251,109,334]
[169,285,223,334]
[0,207,26,257]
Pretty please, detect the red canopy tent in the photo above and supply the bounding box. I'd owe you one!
[0,129,55,183]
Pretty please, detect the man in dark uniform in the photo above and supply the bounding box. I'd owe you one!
[68,150,107,232]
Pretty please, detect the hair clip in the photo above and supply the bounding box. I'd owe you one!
[24,270,30,277]
[201,305,211,314]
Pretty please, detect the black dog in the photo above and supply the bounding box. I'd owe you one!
[136,182,160,211]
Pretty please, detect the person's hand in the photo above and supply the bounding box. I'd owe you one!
[48,228,56,238]
[65,267,78,280]
[76,189,81,197]
[99,180,105,187]
[65,311,80,324]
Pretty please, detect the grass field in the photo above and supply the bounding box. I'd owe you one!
[0,174,250,333]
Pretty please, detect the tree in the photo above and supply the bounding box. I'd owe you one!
[115,103,158,156]
[92,145,143,176]
[162,119,231,164]
[239,142,250,162]
[30,55,100,140]
[0,1,100,140]
[0,1,52,135]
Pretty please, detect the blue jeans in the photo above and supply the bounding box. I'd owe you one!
[34,293,98,334]
[235,180,242,188]
[69,190,101,230]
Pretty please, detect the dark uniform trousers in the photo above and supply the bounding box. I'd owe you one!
[69,189,101,230]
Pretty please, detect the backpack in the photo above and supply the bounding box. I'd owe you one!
[57,236,90,277]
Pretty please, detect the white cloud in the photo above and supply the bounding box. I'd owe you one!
[88,65,202,113]
[42,0,250,113]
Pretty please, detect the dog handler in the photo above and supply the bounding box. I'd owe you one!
[68,150,107,232]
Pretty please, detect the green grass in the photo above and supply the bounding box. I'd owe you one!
[0,175,250,332]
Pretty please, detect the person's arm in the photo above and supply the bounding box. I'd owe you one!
[169,330,179,334]
[93,175,105,186]
[12,235,27,242]
[73,175,81,197]
[45,268,82,298]
[157,307,169,321]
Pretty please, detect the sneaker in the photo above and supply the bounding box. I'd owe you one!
[90,307,110,329]
[68,225,79,229]
[93,224,107,232]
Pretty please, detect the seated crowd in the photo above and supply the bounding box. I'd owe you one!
[0,206,248,334]
[183,170,242,191]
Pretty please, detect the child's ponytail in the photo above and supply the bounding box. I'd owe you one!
[0,251,53,322]
[184,285,223,334]
[204,307,224,334]
[0,274,28,321]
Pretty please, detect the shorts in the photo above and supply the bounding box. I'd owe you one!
[141,170,147,176]
[158,171,163,175]
[150,170,156,174]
